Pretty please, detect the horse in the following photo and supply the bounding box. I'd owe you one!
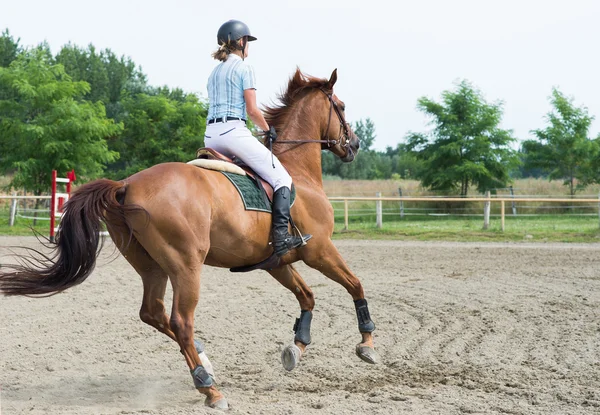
[0,68,378,410]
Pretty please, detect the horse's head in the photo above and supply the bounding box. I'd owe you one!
[320,69,359,163]
[263,68,360,163]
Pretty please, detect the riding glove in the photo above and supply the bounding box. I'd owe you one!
[266,126,277,143]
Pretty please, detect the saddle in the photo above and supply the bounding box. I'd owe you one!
[195,148,275,203]
[191,148,300,273]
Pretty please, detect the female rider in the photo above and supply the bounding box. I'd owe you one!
[204,20,310,257]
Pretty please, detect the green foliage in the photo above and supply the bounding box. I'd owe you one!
[53,43,206,180]
[522,88,598,195]
[106,89,207,179]
[385,143,425,179]
[6,28,599,200]
[0,49,120,194]
[513,148,545,179]
[0,29,21,68]
[406,80,518,196]
[55,43,147,118]
[322,118,425,180]
[337,150,387,179]
[353,117,376,151]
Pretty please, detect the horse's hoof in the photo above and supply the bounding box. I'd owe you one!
[205,397,229,410]
[281,343,301,371]
[356,344,380,364]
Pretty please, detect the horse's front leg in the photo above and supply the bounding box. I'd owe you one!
[303,241,379,364]
[267,265,315,371]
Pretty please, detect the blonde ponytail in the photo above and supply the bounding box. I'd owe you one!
[211,38,244,62]
[211,43,229,62]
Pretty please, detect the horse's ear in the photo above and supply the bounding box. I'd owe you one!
[326,69,338,90]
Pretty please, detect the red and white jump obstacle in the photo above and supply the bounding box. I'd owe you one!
[49,170,76,243]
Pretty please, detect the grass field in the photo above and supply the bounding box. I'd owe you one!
[0,207,51,236]
[332,215,600,242]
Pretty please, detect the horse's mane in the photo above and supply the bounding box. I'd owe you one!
[263,68,330,133]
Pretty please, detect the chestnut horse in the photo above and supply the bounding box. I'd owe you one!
[0,69,378,410]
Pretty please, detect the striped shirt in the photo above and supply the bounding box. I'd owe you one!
[207,54,257,120]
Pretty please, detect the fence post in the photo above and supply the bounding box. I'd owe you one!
[510,185,517,216]
[344,199,349,231]
[376,192,382,229]
[483,191,491,230]
[398,188,404,219]
[501,200,505,232]
[9,193,17,227]
[50,170,57,243]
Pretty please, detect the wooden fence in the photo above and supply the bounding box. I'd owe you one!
[328,192,600,231]
[3,194,600,232]
[0,195,51,226]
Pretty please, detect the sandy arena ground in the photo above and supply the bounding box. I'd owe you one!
[1,237,599,414]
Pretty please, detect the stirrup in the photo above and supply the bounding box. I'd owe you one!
[273,234,312,257]
[292,222,310,246]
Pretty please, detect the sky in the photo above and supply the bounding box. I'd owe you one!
[1,0,599,151]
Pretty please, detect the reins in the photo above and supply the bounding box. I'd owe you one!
[261,89,352,150]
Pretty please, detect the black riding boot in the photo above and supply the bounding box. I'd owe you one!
[272,187,311,257]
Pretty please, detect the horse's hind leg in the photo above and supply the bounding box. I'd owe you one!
[303,241,379,364]
[116,238,216,379]
[139,238,226,410]
[169,263,227,409]
[267,265,315,371]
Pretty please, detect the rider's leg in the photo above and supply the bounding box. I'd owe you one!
[205,123,311,256]
[271,186,311,256]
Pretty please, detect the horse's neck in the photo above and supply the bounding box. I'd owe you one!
[275,101,324,187]
[279,146,323,187]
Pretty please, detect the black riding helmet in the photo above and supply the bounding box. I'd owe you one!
[217,20,257,45]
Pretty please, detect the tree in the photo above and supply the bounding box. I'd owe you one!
[55,43,110,103]
[338,151,387,179]
[55,44,147,118]
[106,89,207,179]
[405,80,517,196]
[354,117,376,152]
[321,118,386,179]
[386,143,425,179]
[0,49,121,195]
[514,148,545,179]
[0,29,21,68]
[522,88,598,195]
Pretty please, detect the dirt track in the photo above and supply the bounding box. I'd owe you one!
[1,237,599,414]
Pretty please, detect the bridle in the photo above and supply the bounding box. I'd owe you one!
[318,88,352,150]
[270,88,353,153]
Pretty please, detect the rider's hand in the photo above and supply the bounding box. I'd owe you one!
[266,126,277,143]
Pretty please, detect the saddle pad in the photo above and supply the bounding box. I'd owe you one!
[221,171,295,213]
[187,158,246,175]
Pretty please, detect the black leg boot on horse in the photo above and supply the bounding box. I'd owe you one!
[272,187,312,257]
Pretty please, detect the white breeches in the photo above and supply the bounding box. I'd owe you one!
[204,120,292,191]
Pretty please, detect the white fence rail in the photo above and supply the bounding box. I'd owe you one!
[327,195,600,231]
[3,194,600,233]
[0,195,52,226]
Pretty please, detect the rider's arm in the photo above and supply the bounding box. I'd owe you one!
[244,88,270,131]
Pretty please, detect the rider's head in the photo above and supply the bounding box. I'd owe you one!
[212,20,257,62]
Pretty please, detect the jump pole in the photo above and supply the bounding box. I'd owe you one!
[49,170,76,243]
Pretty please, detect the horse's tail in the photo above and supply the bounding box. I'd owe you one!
[0,179,143,297]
